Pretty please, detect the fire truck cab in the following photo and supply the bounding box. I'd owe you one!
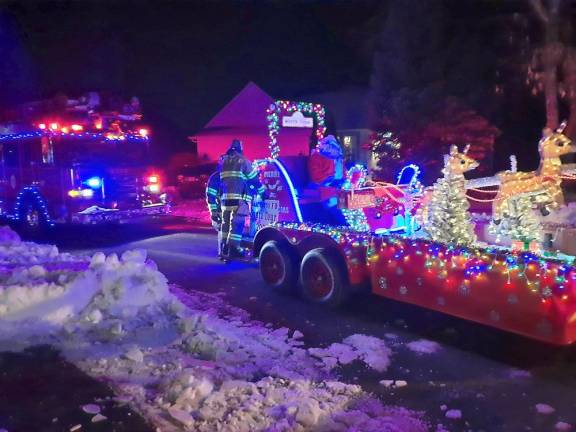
[0,96,168,232]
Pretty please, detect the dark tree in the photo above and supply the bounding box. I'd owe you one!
[369,0,503,182]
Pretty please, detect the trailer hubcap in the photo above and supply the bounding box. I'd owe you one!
[303,257,333,300]
[25,207,40,229]
[260,247,285,286]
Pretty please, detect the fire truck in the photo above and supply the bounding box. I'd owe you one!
[222,100,576,345]
[0,96,168,233]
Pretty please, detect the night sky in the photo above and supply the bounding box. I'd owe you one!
[0,0,382,153]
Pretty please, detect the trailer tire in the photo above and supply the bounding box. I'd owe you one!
[300,248,348,307]
[259,240,298,292]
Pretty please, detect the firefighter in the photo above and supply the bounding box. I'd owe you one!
[206,171,222,256]
[217,139,263,258]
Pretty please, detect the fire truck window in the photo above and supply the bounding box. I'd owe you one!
[2,142,19,166]
[22,139,42,165]
[41,136,54,164]
[54,139,148,166]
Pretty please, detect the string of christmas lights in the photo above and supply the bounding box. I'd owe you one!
[275,221,575,303]
[342,164,368,190]
[371,236,575,303]
[370,131,402,161]
[341,208,370,232]
[266,100,326,159]
[0,130,148,142]
[10,186,55,227]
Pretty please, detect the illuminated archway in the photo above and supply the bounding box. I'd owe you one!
[266,100,326,159]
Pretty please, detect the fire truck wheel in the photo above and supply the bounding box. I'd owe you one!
[300,248,348,307]
[19,200,48,234]
[259,240,298,292]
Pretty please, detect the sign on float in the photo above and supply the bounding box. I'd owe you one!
[281,111,313,128]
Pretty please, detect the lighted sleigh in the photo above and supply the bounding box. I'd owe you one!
[241,100,576,344]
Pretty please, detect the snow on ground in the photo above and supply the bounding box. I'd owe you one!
[308,334,393,372]
[170,198,211,224]
[405,339,441,355]
[0,227,428,431]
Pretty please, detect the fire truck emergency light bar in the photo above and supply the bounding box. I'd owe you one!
[0,130,149,142]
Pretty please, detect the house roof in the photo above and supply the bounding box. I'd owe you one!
[202,81,274,130]
[196,81,372,138]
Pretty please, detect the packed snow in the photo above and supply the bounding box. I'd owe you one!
[444,409,462,420]
[405,339,441,355]
[0,227,428,432]
[308,334,393,372]
[556,421,573,431]
[535,403,556,415]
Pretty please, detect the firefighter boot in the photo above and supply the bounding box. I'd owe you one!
[219,240,229,260]
[228,245,245,258]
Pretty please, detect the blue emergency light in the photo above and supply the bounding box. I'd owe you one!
[86,176,102,189]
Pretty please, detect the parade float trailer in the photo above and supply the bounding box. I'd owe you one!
[233,100,576,345]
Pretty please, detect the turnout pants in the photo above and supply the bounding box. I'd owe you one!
[221,199,249,251]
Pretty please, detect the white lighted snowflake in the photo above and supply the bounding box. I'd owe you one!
[536,319,552,336]
[399,285,408,295]
[378,276,387,290]
[489,310,500,322]
[458,284,470,296]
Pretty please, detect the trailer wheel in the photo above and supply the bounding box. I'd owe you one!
[259,240,298,292]
[300,248,348,307]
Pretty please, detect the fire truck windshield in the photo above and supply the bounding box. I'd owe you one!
[54,138,149,166]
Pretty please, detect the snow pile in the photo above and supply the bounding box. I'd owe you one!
[156,376,427,432]
[309,334,393,372]
[73,287,426,432]
[0,242,167,344]
[0,225,21,243]
[0,230,91,340]
[0,228,428,432]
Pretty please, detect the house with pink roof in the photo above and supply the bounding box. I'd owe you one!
[191,82,314,161]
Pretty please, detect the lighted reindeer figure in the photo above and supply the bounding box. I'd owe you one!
[492,122,576,225]
[417,144,479,246]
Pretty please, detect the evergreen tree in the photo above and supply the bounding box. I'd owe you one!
[489,194,543,244]
[421,175,477,246]
[418,145,478,246]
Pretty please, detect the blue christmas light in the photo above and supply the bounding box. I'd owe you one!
[11,186,54,227]
[273,159,303,223]
[396,163,423,193]
[0,130,148,143]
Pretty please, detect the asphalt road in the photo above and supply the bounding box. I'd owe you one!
[7,219,576,431]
